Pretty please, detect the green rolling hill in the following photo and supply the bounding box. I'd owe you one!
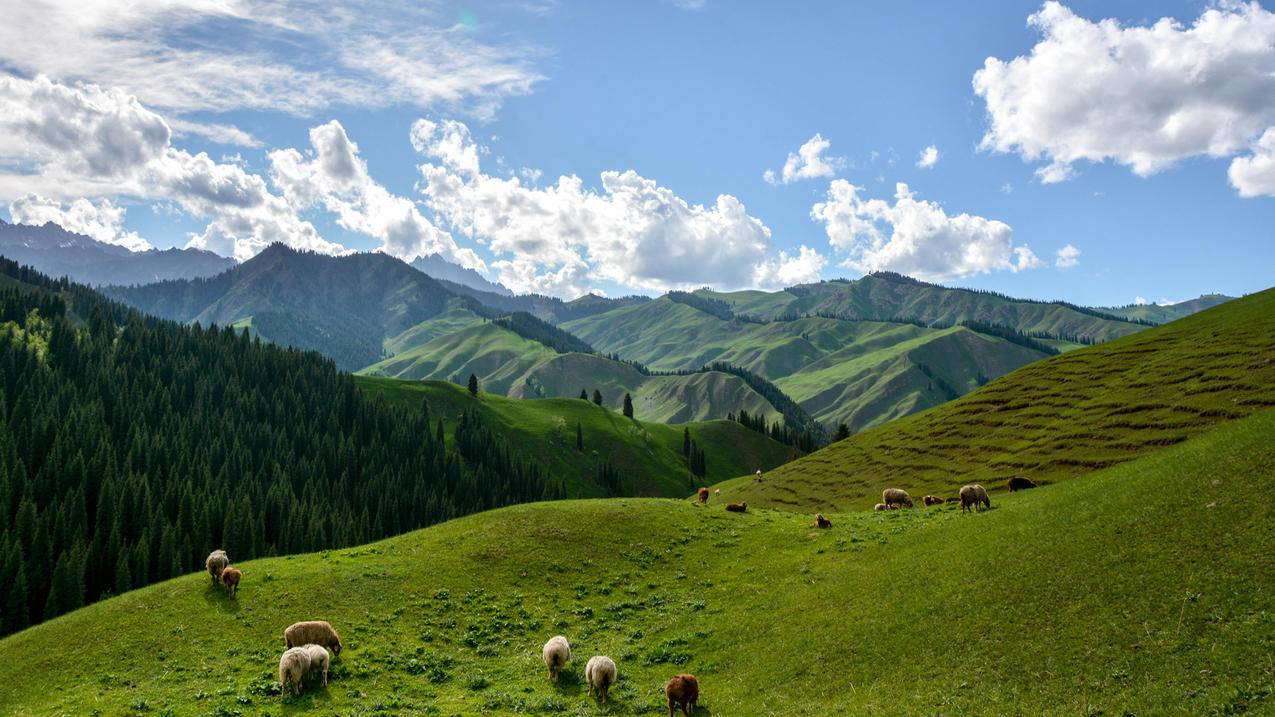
[357,377,793,497]
[563,295,1054,431]
[715,286,1275,512]
[360,316,790,424]
[1098,293,1236,324]
[2,405,1270,715]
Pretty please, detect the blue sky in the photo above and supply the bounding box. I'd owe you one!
[1,0,1272,306]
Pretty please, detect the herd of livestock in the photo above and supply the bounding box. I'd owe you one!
[199,472,1037,712]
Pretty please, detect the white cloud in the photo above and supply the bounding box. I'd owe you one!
[168,119,263,149]
[1229,127,1275,198]
[0,74,339,261]
[269,120,484,269]
[1054,243,1081,268]
[810,180,1041,282]
[1134,296,1149,306]
[973,2,1275,188]
[0,1,542,123]
[916,145,940,169]
[414,118,802,297]
[8,194,152,251]
[765,134,845,185]
[753,245,827,289]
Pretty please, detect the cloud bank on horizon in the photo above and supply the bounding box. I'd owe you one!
[0,1,1271,299]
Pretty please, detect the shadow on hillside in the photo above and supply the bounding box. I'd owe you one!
[202,586,242,613]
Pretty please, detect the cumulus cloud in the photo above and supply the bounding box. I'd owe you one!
[810,180,1040,282]
[414,118,814,296]
[269,120,483,268]
[764,134,845,185]
[916,145,940,169]
[1054,243,1081,268]
[0,1,542,130]
[753,245,827,289]
[8,194,152,251]
[973,2,1275,188]
[1229,128,1275,198]
[0,74,339,260]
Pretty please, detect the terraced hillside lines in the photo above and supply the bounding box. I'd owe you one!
[4,408,1273,715]
[356,377,791,497]
[716,287,1275,512]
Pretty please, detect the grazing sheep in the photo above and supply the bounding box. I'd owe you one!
[882,488,914,508]
[714,488,720,496]
[1007,475,1038,492]
[542,635,571,682]
[922,495,943,507]
[697,487,709,503]
[585,655,617,704]
[959,484,991,513]
[220,567,241,598]
[815,513,832,529]
[302,644,331,687]
[278,647,311,697]
[665,673,699,717]
[725,502,747,512]
[205,549,228,586]
[285,621,343,656]
[874,503,888,511]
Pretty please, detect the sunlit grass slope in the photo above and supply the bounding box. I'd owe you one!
[356,377,792,497]
[2,408,1272,715]
[716,287,1275,512]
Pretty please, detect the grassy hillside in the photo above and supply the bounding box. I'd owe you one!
[357,377,792,497]
[564,296,1052,430]
[1099,293,1235,324]
[361,321,787,424]
[718,286,1275,511]
[699,272,1145,341]
[3,407,1271,715]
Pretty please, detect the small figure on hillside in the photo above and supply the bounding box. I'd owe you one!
[665,673,699,717]
[1007,475,1037,492]
[815,513,832,529]
[755,469,763,482]
[542,635,572,682]
[960,484,992,512]
[697,487,709,503]
[206,549,228,586]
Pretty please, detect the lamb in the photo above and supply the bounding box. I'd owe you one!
[585,655,617,704]
[665,673,699,717]
[278,647,312,696]
[220,566,241,598]
[205,549,228,586]
[815,513,832,529]
[302,644,331,687]
[725,502,747,512]
[922,495,943,507]
[882,488,914,508]
[285,621,343,656]
[542,635,571,682]
[873,502,889,511]
[959,484,991,513]
[1007,475,1037,492]
[697,487,709,503]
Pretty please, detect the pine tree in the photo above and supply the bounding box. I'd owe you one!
[833,423,851,442]
[592,389,603,406]
[467,373,480,396]
[622,393,634,419]
[579,389,588,400]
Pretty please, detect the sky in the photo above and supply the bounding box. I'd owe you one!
[0,0,1273,306]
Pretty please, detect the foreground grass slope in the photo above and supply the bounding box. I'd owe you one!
[718,287,1275,512]
[357,377,791,497]
[3,408,1272,715]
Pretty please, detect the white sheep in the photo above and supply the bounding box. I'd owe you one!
[278,647,311,696]
[542,635,571,682]
[301,644,331,687]
[585,655,617,704]
[960,484,991,513]
[285,620,343,656]
[205,549,228,585]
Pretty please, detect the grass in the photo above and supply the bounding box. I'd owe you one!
[3,405,1272,715]
[716,286,1275,512]
[356,377,793,498]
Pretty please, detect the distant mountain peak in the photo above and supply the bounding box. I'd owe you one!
[411,253,511,296]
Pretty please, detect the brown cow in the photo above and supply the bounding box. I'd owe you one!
[665,674,699,717]
[697,487,709,503]
[221,566,242,598]
[725,502,747,513]
[815,513,832,529]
